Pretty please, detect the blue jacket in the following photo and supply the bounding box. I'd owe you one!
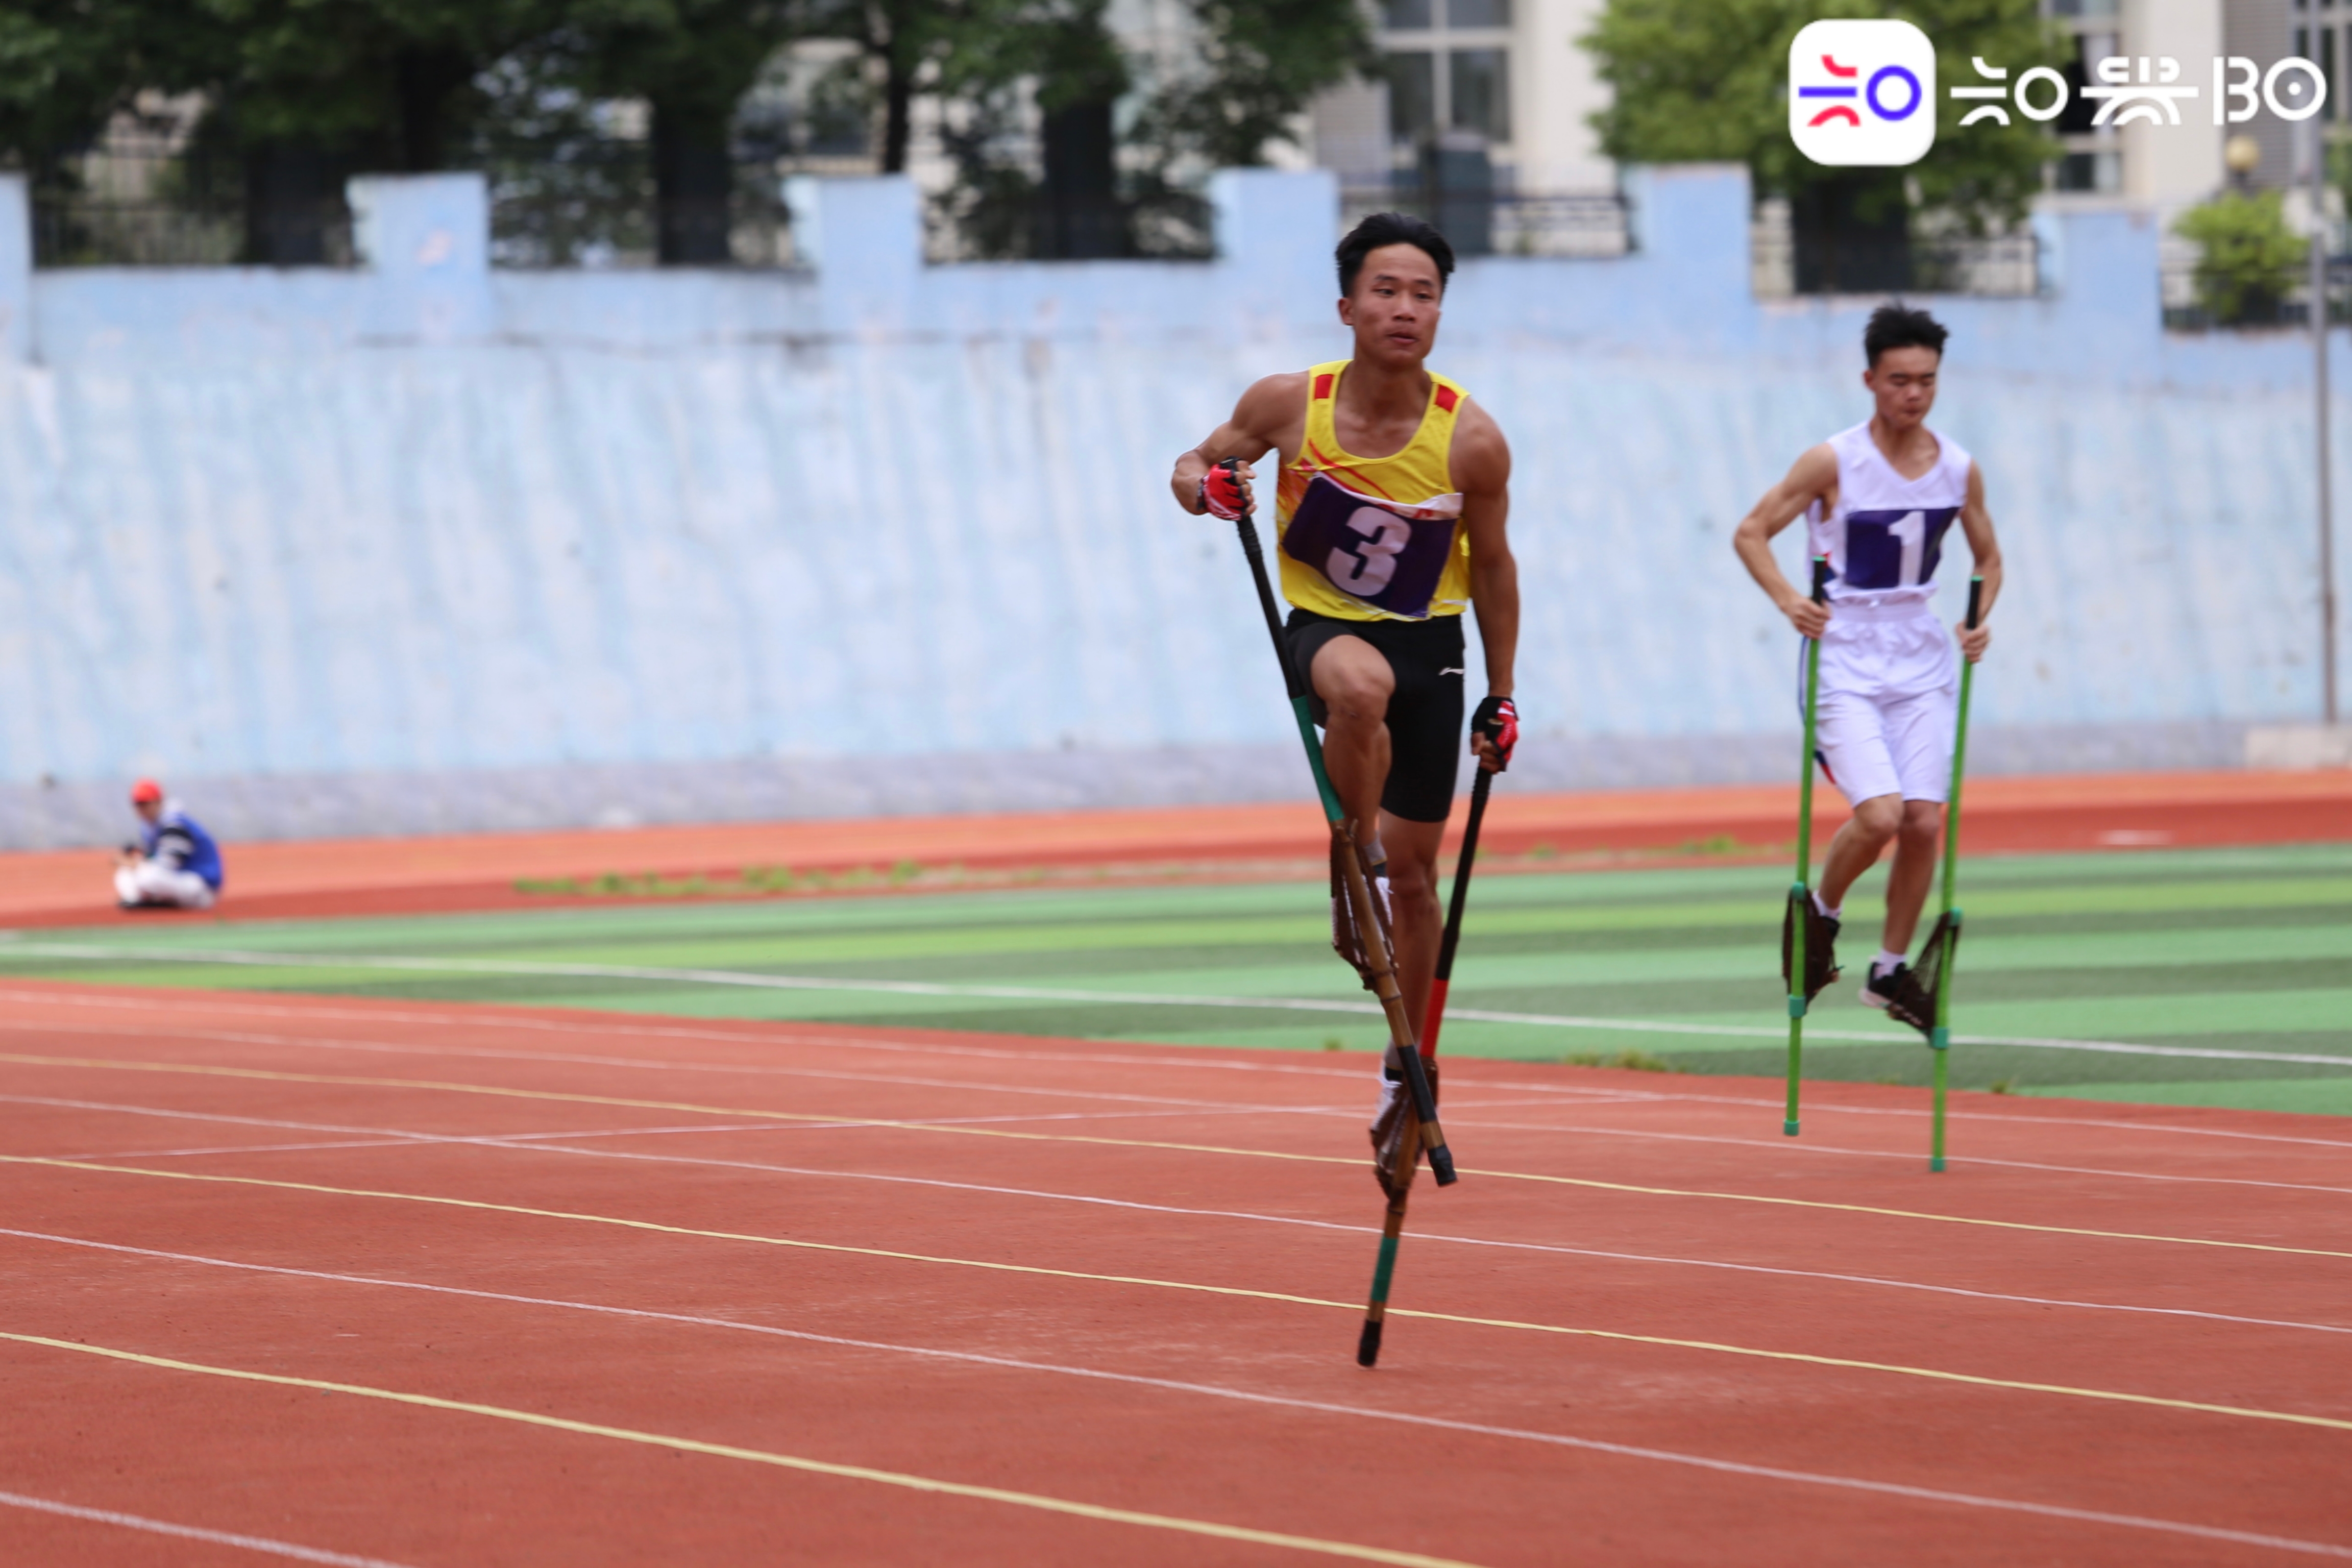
[142,804,224,890]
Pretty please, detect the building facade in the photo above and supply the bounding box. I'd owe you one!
[1307,0,1614,194]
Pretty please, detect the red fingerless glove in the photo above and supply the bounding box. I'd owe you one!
[1198,462,1247,521]
[1473,695,1518,771]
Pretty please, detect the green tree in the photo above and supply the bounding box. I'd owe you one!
[1582,0,2059,288]
[558,1,806,262]
[1134,0,1376,173]
[2174,190,2304,326]
[168,0,562,260]
[923,0,1130,257]
[794,0,975,176]
[925,0,1371,258]
[0,1,215,164]
[194,0,560,170]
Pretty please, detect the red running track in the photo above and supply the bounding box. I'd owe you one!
[1,979,2347,1566]
[8,768,2349,928]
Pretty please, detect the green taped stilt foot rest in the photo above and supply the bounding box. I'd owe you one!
[1357,1321,1382,1366]
[1929,1026,1950,1052]
[1929,1157,1946,1173]
[1786,996,1807,1018]
[1782,1119,1799,1137]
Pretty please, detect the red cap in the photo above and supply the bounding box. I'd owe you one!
[129,779,163,805]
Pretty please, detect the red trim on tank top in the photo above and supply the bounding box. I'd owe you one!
[1312,373,1335,400]
[1434,385,1459,413]
[1302,438,1402,500]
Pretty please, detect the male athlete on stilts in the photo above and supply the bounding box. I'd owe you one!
[1733,304,2004,1022]
[1170,212,1520,1167]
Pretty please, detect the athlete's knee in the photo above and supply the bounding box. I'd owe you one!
[1312,641,1393,722]
[1850,794,1904,840]
[1388,851,1439,908]
[1898,799,1942,847]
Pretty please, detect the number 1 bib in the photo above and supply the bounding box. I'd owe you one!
[1279,473,1464,621]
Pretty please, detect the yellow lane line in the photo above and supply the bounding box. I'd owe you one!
[6,1050,2349,1262]
[0,1330,1483,1567]
[10,1155,2350,1435]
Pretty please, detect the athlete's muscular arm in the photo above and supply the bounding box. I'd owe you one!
[1453,401,1517,772]
[1170,373,1309,516]
[1953,460,2003,663]
[1732,443,1840,639]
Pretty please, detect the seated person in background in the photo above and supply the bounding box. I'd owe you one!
[115,779,224,911]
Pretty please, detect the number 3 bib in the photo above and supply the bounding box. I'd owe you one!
[1279,473,1464,621]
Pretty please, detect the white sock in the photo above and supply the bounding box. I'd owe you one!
[1874,948,1906,975]
[1813,890,1842,921]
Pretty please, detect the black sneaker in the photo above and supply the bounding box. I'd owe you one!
[1862,962,1936,1034]
[1782,892,1842,1002]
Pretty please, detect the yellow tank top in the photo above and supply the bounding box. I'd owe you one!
[1275,359,1472,622]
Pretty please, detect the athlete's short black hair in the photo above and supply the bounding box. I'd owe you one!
[1336,212,1455,297]
[1865,303,1949,366]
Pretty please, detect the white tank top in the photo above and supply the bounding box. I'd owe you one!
[1805,420,1971,607]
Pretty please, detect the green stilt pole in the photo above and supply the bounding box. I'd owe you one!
[1928,577,1986,1174]
[1785,557,1830,1137]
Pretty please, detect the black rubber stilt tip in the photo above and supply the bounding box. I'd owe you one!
[1429,1146,1458,1186]
[1356,1321,1383,1367]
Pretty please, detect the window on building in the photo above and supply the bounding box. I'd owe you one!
[1448,0,1512,26]
[1450,48,1511,140]
[2057,36,2097,134]
[1378,0,1513,150]
[1389,52,1437,141]
[2055,150,2121,192]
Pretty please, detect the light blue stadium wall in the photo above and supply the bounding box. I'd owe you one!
[0,166,2341,847]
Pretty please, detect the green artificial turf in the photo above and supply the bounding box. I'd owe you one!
[4,843,2348,1114]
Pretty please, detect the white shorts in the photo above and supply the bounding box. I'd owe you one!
[115,861,216,910]
[1799,600,1958,806]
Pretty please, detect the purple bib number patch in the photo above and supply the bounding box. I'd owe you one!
[1280,473,1461,618]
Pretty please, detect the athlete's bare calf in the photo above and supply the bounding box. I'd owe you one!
[1819,794,1942,953]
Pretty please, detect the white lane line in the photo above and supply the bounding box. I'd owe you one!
[0,1019,1287,1116]
[0,1487,416,1567]
[14,1016,2344,1203]
[16,944,2345,1069]
[474,1140,2352,1339]
[2,1093,788,1146]
[6,984,2347,1153]
[15,1097,2347,1339]
[8,1091,1350,1165]
[1443,1115,2352,1198]
[0,988,1440,1087]
[7,1229,2347,1562]
[1546,1085,2352,1151]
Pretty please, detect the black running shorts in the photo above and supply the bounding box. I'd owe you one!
[1285,608,1466,824]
